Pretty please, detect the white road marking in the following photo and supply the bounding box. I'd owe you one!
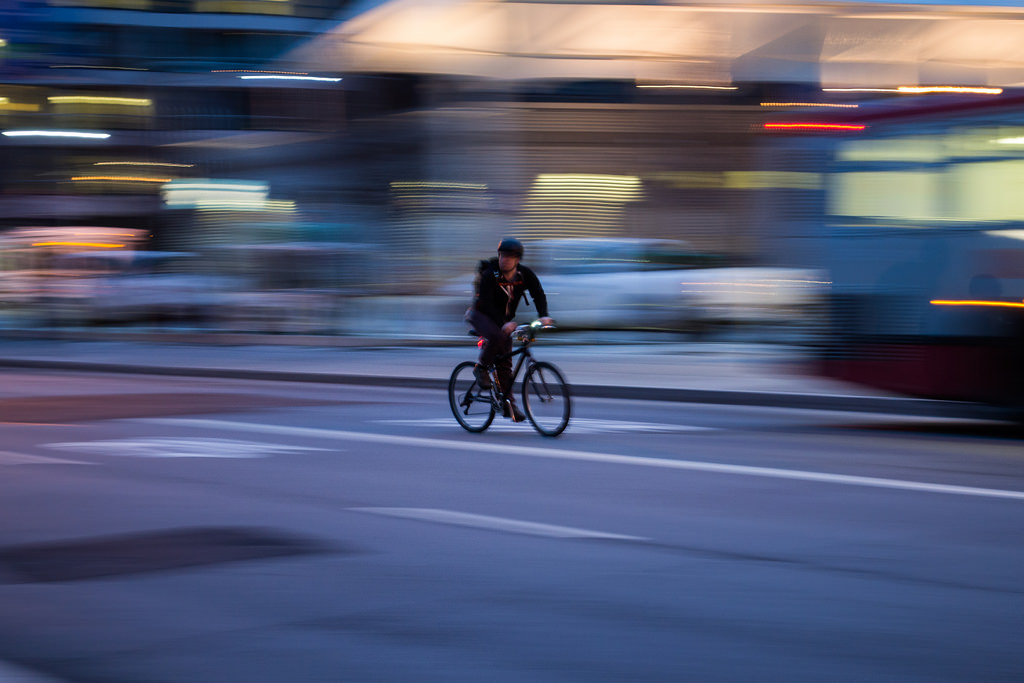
[0,451,92,466]
[352,507,647,540]
[376,417,713,433]
[143,418,1024,501]
[46,437,326,459]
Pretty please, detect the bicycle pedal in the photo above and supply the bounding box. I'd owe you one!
[502,403,527,422]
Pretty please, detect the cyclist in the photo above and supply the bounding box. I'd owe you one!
[465,237,553,422]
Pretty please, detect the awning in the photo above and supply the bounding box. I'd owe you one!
[280,0,1024,86]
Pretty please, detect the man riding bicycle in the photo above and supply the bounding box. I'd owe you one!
[465,237,553,422]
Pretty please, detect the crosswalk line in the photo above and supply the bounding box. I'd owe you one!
[352,507,648,540]
[376,417,715,433]
[0,451,92,466]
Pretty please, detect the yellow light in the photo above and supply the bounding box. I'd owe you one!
[723,171,822,189]
[761,102,859,109]
[0,102,38,111]
[49,96,152,106]
[32,242,126,248]
[390,181,487,190]
[930,299,1024,308]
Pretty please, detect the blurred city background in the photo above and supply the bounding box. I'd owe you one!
[3,3,1024,682]
[2,0,1024,402]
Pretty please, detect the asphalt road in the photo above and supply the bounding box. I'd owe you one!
[1,369,1022,682]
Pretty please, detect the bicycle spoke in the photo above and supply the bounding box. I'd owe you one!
[522,361,571,437]
[530,371,554,402]
[449,361,496,432]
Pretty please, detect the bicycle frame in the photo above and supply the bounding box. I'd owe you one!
[451,321,571,436]
[484,339,535,398]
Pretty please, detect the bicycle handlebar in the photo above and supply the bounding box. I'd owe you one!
[514,319,556,342]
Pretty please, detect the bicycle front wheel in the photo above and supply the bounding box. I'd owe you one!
[522,361,571,437]
[448,361,496,432]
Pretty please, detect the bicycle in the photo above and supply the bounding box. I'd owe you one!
[448,320,571,437]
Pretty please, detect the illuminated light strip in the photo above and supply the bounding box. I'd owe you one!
[680,280,830,287]
[212,70,308,74]
[823,88,900,93]
[535,174,641,185]
[50,65,148,71]
[761,102,859,108]
[930,299,1024,309]
[31,242,125,248]
[239,75,341,82]
[71,176,173,182]
[164,183,267,192]
[821,86,1003,95]
[0,102,40,111]
[994,137,1024,145]
[3,130,110,139]
[95,161,194,167]
[48,96,152,106]
[898,86,1002,95]
[191,200,295,209]
[764,123,866,131]
[391,181,488,190]
[66,231,138,237]
[636,84,737,90]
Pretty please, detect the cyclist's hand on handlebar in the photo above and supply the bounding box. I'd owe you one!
[501,321,518,336]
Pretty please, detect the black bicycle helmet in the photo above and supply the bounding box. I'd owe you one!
[497,237,524,257]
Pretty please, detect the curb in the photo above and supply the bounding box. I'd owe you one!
[0,357,1006,420]
[0,326,797,349]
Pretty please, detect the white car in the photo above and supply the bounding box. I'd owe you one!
[441,238,827,332]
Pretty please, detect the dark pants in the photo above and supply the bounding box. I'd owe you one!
[465,308,513,393]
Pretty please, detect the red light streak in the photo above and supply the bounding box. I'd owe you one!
[764,123,866,131]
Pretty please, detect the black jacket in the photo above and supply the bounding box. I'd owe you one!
[472,257,549,326]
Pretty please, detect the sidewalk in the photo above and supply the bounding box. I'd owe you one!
[0,328,996,418]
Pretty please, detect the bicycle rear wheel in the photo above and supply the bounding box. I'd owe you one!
[449,361,496,432]
[522,361,571,436]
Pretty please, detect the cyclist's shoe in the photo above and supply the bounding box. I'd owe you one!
[502,401,526,423]
[473,364,492,389]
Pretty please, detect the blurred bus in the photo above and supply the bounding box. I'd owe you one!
[0,226,148,322]
[765,93,1024,410]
